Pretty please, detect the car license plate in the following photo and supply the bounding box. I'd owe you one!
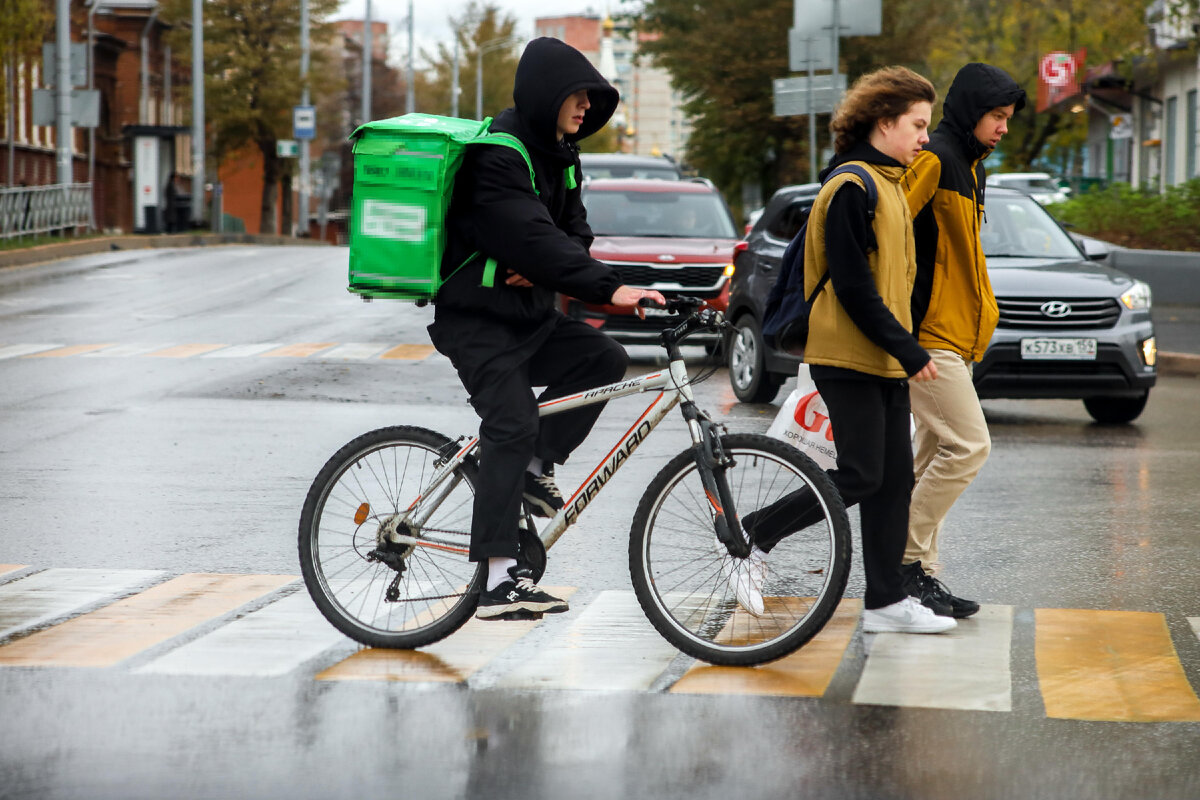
[642,307,673,318]
[1020,338,1097,360]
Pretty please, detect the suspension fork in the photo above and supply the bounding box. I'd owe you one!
[682,402,749,559]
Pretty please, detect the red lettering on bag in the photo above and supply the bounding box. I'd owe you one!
[793,391,835,442]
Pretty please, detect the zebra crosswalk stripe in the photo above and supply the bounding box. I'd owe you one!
[0,568,166,642]
[315,588,578,684]
[0,573,294,668]
[1035,608,1200,722]
[852,603,1014,712]
[670,598,862,696]
[493,590,679,691]
[135,587,355,678]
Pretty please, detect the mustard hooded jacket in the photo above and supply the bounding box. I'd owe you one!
[902,63,1026,362]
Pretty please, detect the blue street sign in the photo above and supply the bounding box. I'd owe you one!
[293,105,317,140]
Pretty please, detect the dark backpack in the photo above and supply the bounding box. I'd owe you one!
[761,164,878,354]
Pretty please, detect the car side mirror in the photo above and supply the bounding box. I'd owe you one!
[1080,237,1111,261]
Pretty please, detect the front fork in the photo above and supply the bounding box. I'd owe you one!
[684,402,749,559]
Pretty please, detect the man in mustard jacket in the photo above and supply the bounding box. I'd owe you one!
[901,63,1025,618]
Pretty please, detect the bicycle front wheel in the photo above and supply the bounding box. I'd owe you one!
[298,426,483,649]
[629,433,851,666]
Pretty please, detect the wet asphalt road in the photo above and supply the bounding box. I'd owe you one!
[0,245,1198,799]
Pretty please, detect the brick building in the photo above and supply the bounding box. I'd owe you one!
[1,0,192,233]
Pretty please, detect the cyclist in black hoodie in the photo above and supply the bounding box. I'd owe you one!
[428,37,665,620]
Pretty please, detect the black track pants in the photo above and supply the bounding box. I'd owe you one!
[743,374,911,610]
[432,314,630,562]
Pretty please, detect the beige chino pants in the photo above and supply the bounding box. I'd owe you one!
[906,349,991,574]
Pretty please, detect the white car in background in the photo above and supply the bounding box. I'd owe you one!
[986,172,1071,205]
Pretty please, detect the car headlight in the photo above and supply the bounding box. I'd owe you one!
[1120,280,1151,310]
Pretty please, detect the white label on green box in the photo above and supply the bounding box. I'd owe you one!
[361,200,427,242]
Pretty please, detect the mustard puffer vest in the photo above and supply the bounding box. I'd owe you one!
[803,161,917,379]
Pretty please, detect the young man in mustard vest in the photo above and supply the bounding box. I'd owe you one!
[901,63,1026,618]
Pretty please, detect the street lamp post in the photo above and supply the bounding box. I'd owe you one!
[475,36,521,121]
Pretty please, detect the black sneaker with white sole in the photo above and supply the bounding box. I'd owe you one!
[523,466,564,518]
[476,566,569,620]
[902,561,980,619]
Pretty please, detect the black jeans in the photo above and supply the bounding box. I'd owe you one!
[744,372,912,610]
[432,314,629,562]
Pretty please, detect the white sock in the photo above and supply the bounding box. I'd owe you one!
[526,457,544,476]
[487,557,518,591]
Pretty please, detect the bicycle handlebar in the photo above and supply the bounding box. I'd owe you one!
[638,295,707,315]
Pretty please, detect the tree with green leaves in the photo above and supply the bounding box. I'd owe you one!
[160,0,340,234]
[638,0,1146,210]
[1,0,51,154]
[416,2,520,120]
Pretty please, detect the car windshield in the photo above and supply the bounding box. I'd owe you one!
[583,190,738,238]
[584,166,681,180]
[981,194,1081,259]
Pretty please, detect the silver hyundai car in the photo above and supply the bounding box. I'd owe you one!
[972,187,1155,423]
[726,186,1156,423]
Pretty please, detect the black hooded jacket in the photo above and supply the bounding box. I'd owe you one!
[902,63,1026,361]
[434,37,621,325]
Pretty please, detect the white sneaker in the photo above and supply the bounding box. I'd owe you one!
[716,537,768,617]
[861,596,957,634]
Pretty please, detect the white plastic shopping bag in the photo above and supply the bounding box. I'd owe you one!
[766,364,838,470]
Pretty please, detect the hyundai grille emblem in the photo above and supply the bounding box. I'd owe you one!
[1040,300,1072,318]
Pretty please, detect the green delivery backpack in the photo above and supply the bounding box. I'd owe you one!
[347,113,543,302]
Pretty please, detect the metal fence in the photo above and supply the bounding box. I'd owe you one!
[0,183,93,239]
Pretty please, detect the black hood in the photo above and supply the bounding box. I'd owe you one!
[510,37,619,152]
[937,63,1027,159]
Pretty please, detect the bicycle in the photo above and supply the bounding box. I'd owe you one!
[298,298,851,666]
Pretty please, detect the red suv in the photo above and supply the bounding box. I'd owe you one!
[561,178,739,345]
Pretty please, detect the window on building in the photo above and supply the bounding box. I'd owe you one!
[1165,95,1177,185]
[1187,89,1198,179]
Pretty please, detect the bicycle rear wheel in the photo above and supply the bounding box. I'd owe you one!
[629,433,851,666]
[298,426,483,649]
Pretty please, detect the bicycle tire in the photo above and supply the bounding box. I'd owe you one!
[298,426,484,649]
[629,433,851,666]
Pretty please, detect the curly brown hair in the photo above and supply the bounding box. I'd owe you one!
[830,67,936,155]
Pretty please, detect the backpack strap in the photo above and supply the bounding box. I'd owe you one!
[808,163,880,302]
[457,131,540,288]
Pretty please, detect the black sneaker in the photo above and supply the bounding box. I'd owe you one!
[902,561,980,619]
[523,466,564,518]
[901,561,953,617]
[476,566,569,620]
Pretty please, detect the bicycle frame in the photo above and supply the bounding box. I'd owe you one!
[397,357,710,553]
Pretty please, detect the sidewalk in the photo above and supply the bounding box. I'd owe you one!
[0,231,327,271]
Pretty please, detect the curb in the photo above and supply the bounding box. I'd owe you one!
[1159,352,1200,377]
[0,233,328,270]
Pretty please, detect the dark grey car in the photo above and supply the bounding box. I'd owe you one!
[726,186,1156,423]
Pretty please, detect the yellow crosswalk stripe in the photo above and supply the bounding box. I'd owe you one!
[0,564,26,577]
[23,343,115,358]
[379,344,435,360]
[260,343,336,357]
[0,573,294,668]
[670,599,862,696]
[1035,608,1200,722]
[146,343,228,358]
[315,588,577,684]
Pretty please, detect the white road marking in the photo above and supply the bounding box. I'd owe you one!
[852,604,1013,712]
[134,587,353,677]
[491,590,680,691]
[0,568,166,641]
[0,344,61,359]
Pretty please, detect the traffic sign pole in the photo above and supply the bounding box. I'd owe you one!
[299,0,310,238]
